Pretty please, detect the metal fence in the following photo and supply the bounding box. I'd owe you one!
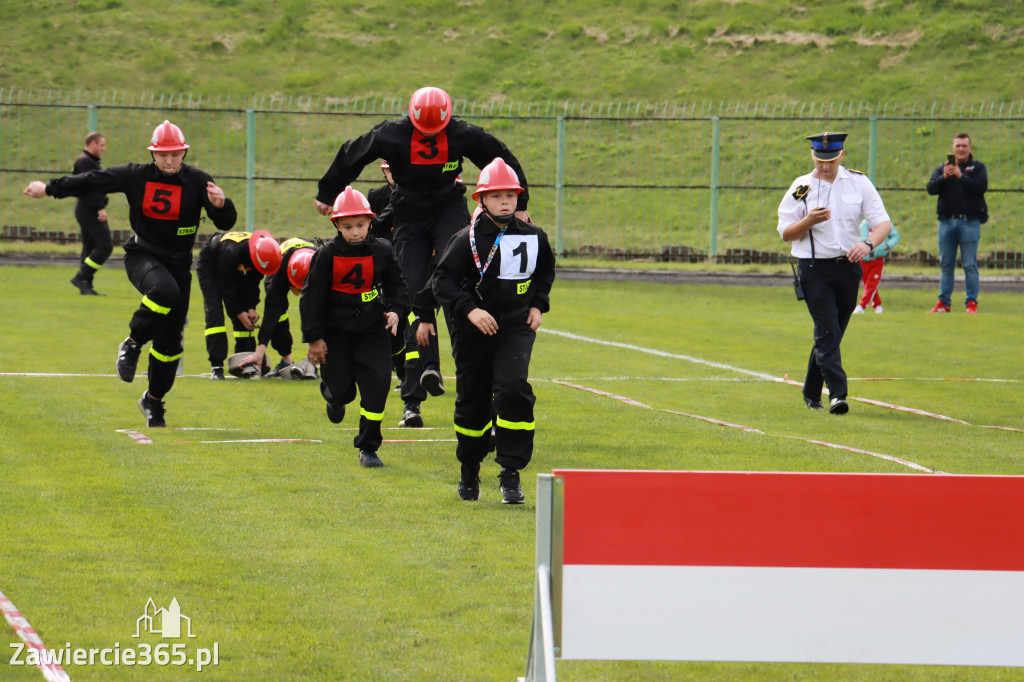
[3,89,1023,267]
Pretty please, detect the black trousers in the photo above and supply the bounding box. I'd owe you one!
[798,257,862,402]
[321,325,393,453]
[450,319,537,471]
[123,246,190,399]
[74,201,112,279]
[196,252,256,367]
[394,194,470,403]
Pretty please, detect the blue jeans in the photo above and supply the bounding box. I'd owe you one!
[937,218,980,306]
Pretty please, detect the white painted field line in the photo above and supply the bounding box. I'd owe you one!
[540,329,781,381]
[552,380,934,473]
[0,590,71,682]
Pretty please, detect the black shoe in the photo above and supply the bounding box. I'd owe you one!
[458,463,481,501]
[138,391,166,428]
[829,397,849,415]
[499,467,525,504]
[272,359,293,374]
[117,337,142,383]
[804,396,824,410]
[70,274,100,295]
[210,367,225,380]
[401,402,423,428]
[358,450,384,468]
[420,367,445,396]
[320,382,346,423]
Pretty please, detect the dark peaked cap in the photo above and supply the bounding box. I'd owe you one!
[806,132,848,161]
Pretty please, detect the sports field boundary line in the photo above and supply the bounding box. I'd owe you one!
[1,590,72,682]
[553,380,934,473]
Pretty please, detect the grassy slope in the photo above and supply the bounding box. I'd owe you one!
[2,0,1023,104]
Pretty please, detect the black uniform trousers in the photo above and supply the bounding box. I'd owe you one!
[798,257,862,402]
[196,250,256,367]
[394,194,470,403]
[321,324,393,453]
[450,319,537,471]
[74,200,112,281]
[123,245,190,399]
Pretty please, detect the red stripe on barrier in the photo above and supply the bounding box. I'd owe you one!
[556,470,1024,571]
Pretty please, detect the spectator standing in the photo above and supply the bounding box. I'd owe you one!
[925,133,988,313]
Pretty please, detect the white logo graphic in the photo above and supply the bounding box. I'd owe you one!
[134,597,196,639]
[257,253,270,270]
[440,107,448,120]
[290,264,299,278]
[412,107,421,120]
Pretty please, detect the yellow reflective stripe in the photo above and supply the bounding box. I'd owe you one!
[150,348,182,363]
[141,295,171,315]
[391,343,406,358]
[361,288,379,303]
[278,312,289,322]
[496,416,535,431]
[280,238,314,253]
[454,420,493,438]
[405,350,419,361]
[205,326,227,336]
[407,312,416,324]
[234,330,256,338]
[84,257,102,270]
[360,408,384,422]
[220,231,251,243]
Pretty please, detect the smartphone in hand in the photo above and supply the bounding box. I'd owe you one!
[947,154,956,165]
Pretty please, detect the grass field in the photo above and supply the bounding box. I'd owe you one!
[1,264,1022,681]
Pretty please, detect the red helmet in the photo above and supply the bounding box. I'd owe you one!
[147,120,190,152]
[472,158,523,201]
[330,186,375,220]
[286,248,314,289]
[249,230,282,275]
[408,87,452,135]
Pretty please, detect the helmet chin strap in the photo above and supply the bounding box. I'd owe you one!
[484,208,515,225]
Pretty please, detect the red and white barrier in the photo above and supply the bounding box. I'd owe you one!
[522,470,1024,680]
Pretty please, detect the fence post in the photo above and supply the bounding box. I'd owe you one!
[246,108,255,231]
[555,116,566,255]
[88,104,97,133]
[869,115,878,183]
[709,115,721,259]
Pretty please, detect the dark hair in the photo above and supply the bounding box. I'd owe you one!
[954,132,971,144]
[85,132,105,146]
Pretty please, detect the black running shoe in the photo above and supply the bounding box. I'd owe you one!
[458,463,481,501]
[829,397,849,415]
[420,367,445,396]
[138,391,167,428]
[117,337,142,383]
[804,396,824,410]
[401,402,423,428]
[358,450,384,468]
[210,367,225,380]
[70,274,100,295]
[320,381,346,423]
[499,467,525,504]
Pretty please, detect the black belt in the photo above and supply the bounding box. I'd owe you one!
[800,256,850,264]
[940,213,970,220]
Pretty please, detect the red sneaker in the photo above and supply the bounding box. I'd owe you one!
[928,301,951,313]
[966,301,978,314]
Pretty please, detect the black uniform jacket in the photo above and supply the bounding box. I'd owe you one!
[205,232,263,319]
[431,214,555,325]
[300,236,409,341]
[47,162,237,261]
[367,182,396,241]
[72,150,108,211]
[258,239,315,347]
[316,118,529,215]
[926,156,988,221]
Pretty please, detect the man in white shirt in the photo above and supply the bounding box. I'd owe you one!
[778,132,892,414]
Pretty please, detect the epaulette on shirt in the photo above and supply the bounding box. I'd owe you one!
[847,168,865,175]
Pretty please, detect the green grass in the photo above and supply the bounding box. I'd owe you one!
[2,0,1024,104]
[1,265,1023,680]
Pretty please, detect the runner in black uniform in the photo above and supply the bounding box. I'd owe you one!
[69,132,112,296]
[315,86,531,428]
[24,120,237,427]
